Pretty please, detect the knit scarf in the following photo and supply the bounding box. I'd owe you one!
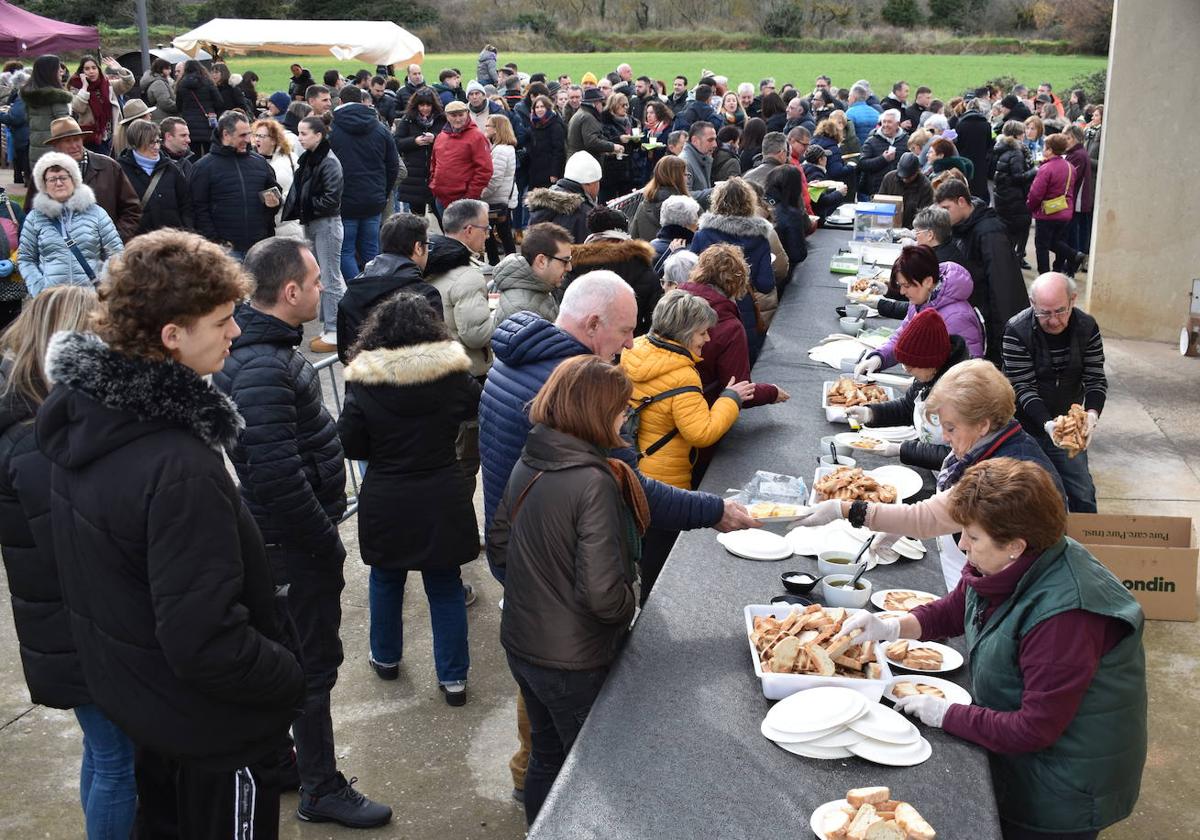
[70,72,113,144]
[936,419,1023,492]
[607,457,650,569]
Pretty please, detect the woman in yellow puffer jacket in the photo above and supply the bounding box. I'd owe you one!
[621,289,755,601]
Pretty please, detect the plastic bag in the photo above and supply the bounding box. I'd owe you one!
[729,470,808,507]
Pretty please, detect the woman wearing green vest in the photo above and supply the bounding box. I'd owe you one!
[842,458,1147,839]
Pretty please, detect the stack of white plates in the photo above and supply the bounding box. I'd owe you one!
[717,529,793,561]
[761,686,932,766]
[861,425,919,442]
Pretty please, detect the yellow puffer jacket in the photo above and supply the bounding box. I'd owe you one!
[620,335,740,489]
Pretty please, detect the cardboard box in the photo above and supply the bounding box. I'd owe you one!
[1066,513,1198,621]
[871,194,904,228]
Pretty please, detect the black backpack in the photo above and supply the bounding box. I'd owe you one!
[621,385,703,461]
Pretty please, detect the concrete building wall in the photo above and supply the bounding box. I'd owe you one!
[1086,0,1200,341]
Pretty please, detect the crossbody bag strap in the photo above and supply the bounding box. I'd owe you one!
[508,470,545,524]
[138,168,166,209]
[635,385,704,459]
[51,217,96,282]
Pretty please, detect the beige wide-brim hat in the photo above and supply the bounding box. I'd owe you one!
[119,99,153,125]
[45,117,89,143]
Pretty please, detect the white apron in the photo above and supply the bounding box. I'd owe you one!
[938,533,968,591]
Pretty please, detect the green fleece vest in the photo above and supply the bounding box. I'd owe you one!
[964,537,1146,833]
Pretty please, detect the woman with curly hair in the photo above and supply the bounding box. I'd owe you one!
[338,293,482,706]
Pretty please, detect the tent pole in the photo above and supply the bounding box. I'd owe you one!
[135,0,150,77]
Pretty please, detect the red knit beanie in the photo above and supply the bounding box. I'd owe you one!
[895,307,951,368]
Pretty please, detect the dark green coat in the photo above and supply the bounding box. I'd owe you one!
[19,87,73,168]
[965,537,1146,833]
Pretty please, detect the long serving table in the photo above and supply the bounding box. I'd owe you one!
[528,229,1003,839]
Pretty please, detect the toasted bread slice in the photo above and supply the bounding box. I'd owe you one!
[895,803,936,840]
[846,787,890,808]
[825,627,862,658]
[864,819,905,840]
[772,636,804,672]
[806,643,837,677]
[892,682,919,699]
[846,804,881,840]
[822,808,851,840]
[886,641,909,660]
[834,654,865,671]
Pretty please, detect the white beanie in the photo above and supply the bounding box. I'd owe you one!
[466,80,486,96]
[564,151,602,184]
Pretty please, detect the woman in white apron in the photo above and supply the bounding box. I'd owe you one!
[794,359,1068,590]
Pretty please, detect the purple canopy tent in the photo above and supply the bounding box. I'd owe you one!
[0,0,100,57]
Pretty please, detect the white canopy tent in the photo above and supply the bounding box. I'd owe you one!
[173,18,424,67]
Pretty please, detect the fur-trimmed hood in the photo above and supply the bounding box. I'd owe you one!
[696,211,773,240]
[32,183,98,219]
[344,340,471,387]
[17,86,73,109]
[525,184,587,215]
[41,331,244,461]
[571,238,656,268]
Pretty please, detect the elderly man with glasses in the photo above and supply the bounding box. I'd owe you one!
[1002,271,1106,513]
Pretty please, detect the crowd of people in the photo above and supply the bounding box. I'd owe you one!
[0,47,1135,840]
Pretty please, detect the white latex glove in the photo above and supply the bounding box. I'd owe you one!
[836,609,900,643]
[869,532,902,564]
[878,441,902,458]
[854,355,882,377]
[845,405,874,425]
[1085,409,1099,445]
[894,694,959,728]
[1043,420,1059,443]
[787,499,844,529]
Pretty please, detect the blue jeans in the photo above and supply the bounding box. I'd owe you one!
[304,215,346,335]
[368,566,469,684]
[506,652,610,825]
[73,704,137,840]
[1038,434,1098,513]
[339,216,381,282]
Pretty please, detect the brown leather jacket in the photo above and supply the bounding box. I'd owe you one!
[490,424,636,670]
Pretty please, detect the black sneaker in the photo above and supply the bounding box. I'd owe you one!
[369,656,399,681]
[439,680,467,706]
[297,774,392,828]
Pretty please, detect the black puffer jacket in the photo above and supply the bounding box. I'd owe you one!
[176,71,222,141]
[280,139,343,225]
[40,332,304,768]
[0,388,89,709]
[991,135,1037,221]
[216,82,253,118]
[526,112,566,189]
[336,253,444,364]
[489,423,637,671]
[867,334,971,470]
[212,305,346,560]
[116,150,193,233]
[190,143,279,253]
[329,102,401,219]
[338,340,480,571]
[393,112,445,206]
[525,180,595,244]
[953,110,993,202]
[951,199,1028,364]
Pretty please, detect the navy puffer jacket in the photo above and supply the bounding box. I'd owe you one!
[480,313,724,579]
[329,102,402,219]
[212,305,346,560]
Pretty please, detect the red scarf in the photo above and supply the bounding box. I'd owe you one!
[69,72,113,145]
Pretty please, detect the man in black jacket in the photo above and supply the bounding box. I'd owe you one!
[190,110,279,259]
[329,86,402,282]
[952,99,994,202]
[937,178,1028,365]
[40,230,304,838]
[215,237,392,829]
[337,213,444,363]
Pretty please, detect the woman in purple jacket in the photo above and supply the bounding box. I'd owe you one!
[1026,133,1083,276]
[855,244,984,375]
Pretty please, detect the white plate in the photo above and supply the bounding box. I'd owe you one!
[810,799,852,840]
[717,529,792,561]
[764,686,868,736]
[848,734,933,766]
[861,425,919,441]
[868,372,916,390]
[760,718,843,744]
[885,675,973,706]
[751,505,812,524]
[822,380,896,424]
[804,728,866,749]
[870,588,940,612]
[882,640,965,674]
[865,465,924,500]
[845,703,921,745]
[834,431,888,453]
[776,739,854,760]
[893,537,927,560]
[785,519,875,557]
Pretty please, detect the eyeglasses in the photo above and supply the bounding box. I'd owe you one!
[44,175,71,185]
[1033,305,1072,320]
[465,223,493,233]
[550,255,573,265]
[253,133,272,140]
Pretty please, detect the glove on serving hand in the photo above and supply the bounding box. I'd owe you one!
[894,694,961,729]
[787,499,844,529]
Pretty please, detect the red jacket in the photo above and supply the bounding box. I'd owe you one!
[679,281,777,408]
[429,122,494,205]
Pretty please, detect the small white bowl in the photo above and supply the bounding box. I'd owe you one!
[818,454,857,469]
[818,549,866,577]
[820,435,852,456]
[821,573,873,608]
[838,317,864,336]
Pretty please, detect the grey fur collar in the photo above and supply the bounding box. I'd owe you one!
[32,184,97,219]
[344,341,470,386]
[44,331,244,452]
[697,211,773,239]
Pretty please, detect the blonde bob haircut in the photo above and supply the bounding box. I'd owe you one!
[528,355,632,449]
[925,359,1015,432]
[486,113,517,146]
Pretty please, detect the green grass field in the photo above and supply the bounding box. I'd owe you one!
[234,51,1106,102]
